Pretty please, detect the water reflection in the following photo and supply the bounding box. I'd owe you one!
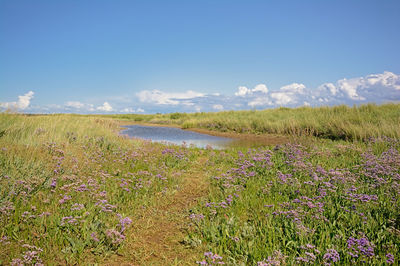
[121,125,233,149]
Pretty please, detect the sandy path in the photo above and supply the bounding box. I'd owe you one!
[105,156,209,265]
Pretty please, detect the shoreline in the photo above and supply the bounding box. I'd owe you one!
[117,120,290,146]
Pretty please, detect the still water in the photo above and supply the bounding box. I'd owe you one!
[121,125,233,149]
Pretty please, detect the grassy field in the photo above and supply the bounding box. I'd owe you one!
[1,106,399,265]
[101,103,400,141]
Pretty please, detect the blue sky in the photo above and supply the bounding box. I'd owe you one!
[1,0,399,113]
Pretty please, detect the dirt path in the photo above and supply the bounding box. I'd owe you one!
[105,156,209,265]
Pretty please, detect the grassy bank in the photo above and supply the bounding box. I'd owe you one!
[103,103,400,141]
[1,112,399,265]
[0,113,208,264]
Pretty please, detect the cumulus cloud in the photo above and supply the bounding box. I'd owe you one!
[137,90,204,105]
[270,92,295,105]
[235,84,268,96]
[312,71,400,104]
[64,101,95,112]
[133,72,399,112]
[253,84,269,94]
[121,107,135,113]
[280,83,305,94]
[245,72,400,109]
[235,86,252,96]
[0,91,34,110]
[65,101,85,109]
[97,102,113,112]
[248,97,271,107]
[336,78,365,100]
[6,71,399,114]
[317,83,337,96]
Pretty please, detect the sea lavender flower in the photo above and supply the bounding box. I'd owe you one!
[50,178,57,189]
[11,258,23,266]
[106,229,125,245]
[91,232,99,242]
[347,235,375,258]
[75,183,89,192]
[117,214,132,233]
[189,213,205,221]
[0,236,10,245]
[386,253,395,264]
[257,250,287,265]
[71,203,85,211]
[12,244,44,265]
[59,195,72,204]
[95,199,117,213]
[61,216,80,226]
[0,201,15,216]
[197,251,225,265]
[323,249,340,263]
[38,212,51,217]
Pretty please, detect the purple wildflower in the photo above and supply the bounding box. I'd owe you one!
[91,232,99,242]
[117,215,132,233]
[347,235,375,258]
[71,203,85,211]
[50,178,57,189]
[386,253,395,264]
[59,195,72,204]
[323,249,340,263]
[106,229,125,245]
[197,251,225,265]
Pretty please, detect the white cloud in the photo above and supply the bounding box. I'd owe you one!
[65,101,85,109]
[120,107,145,113]
[121,107,135,113]
[253,84,269,94]
[7,71,399,114]
[235,86,252,96]
[270,92,295,105]
[137,90,204,105]
[280,83,305,94]
[212,104,224,110]
[248,97,271,107]
[336,78,365,100]
[0,91,34,110]
[313,72,400,102]
[97,102,113,112]
[318,83,337,96]
[235,84,268,96]
[364,71,400,90]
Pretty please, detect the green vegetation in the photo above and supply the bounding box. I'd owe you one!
[1,104,399,265]
[103,103,400,141]
[190,138,400,265]
[0,113,207,264]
